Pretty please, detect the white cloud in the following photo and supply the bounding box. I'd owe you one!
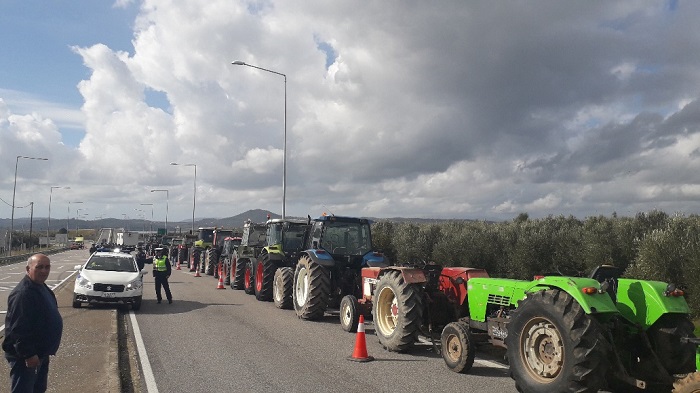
[5,1,700,221]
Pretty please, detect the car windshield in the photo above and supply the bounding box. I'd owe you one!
[85,256,137,272]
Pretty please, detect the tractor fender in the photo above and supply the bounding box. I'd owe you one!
[302,249,335,267]
[362,251,388,268]
[358,267,427,302]
[523,276,619,315]
[615,278,691,329]
[439,267,490,307]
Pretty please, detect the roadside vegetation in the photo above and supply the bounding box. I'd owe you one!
[372,209,700,318]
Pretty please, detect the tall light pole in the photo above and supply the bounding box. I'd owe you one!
[151,189,169,235]
[9,155,49,255]
[170,163,196,232]
[232,60,287,219]
[67,201,83,239]
[134,208,145,231]
[47,186,70,249]
[75,208,86,235]
[140,203,154,234]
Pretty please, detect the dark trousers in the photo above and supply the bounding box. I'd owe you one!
[7,355,49,393]
[154,274,172,301]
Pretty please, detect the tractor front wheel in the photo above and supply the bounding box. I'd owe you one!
[441,321,475,374]
[254,255,276,301]
[293,255,329,320]
[273,267,294,309]
[372,270,423,352]
[243,260,255,295]
[505,289,608,393]
[673,372,700,393]
[340,295,360,333]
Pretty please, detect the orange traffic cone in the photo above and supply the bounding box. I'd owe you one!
[216,263,225,289]
[176,259,181,270]
[347,315,373,362]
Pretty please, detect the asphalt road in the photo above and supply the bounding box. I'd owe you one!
[133,264,519,393]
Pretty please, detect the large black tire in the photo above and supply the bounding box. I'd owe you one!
[293,255,330,320]
[243,260,255,295]
[273,267,294,309]
[340,295,360,333]
[223,257,231,285]
[372,270,423,352]
[132,296,142,311]
[441,321,475,373]
[673,372,700,393]
[206,249,218,276]
[505,289,609,393]
[647,314,697,375]
[72,294,81,308]
[231,257,245,290]
[254,255,276,301]
[199,250,206,273]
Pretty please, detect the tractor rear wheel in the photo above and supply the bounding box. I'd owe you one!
[340,295,360,332]
[244,260,255,295]
[441,321,475,373]
[254,255,276,301]
[505,289,608,393]
[293,255,330,320]
[206,249,217,276]
[231,257,245,289]
[647,314,697,375]
[372,270,423,352]
[273,267,294,309]
[673,372,700,393]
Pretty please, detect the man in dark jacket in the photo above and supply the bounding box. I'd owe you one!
[3,254,63,393]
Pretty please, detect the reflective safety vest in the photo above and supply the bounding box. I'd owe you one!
[154,256,168,272]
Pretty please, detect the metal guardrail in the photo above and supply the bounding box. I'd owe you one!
[0,248,69,266]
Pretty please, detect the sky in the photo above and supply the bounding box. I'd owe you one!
[2,0,700,225]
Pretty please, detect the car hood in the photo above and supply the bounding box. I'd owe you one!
[79,270,141,284]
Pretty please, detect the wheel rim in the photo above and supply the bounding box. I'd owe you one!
[444,332,462,363]
[375,286,399,336]
[274,273,283,302]
[256,261,263,292]
[341,301,352,327]
[520,317,564,382]
[295,266,309,306]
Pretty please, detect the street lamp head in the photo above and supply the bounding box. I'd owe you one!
[170,162,178,165]
[232,60,246,66]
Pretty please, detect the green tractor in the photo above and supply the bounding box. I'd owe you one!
[252,218,310,305]
[193,227,215,273]
[386,265,696,393]
[230,220,267,294]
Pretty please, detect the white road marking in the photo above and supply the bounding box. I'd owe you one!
[129,311,159,393]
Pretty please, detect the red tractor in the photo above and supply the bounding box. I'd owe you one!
[341,262,489,353]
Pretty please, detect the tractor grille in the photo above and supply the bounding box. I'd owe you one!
[94,283,125,292]
[487,294,511,306]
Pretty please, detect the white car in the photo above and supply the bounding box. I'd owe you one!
[73,251,144,311]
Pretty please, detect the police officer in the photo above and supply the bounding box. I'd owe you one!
[152,248,173,304]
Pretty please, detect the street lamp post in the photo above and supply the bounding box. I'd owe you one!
[170,163,196,232]
[140,203,154,234]
[67,201,83,240]
[8,155,49,255]
[150,189,169,235]
[47,186,70,249]
[134,208,145,231]
[232,60,287,219]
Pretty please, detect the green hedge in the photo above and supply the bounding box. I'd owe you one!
[371,210,700,318]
